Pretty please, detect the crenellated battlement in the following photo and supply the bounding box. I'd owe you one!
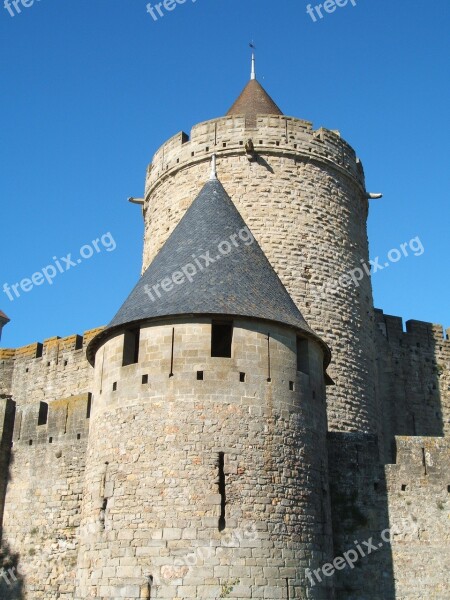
[144,114,364,197]
[374,308,450,346]
[0,327,104,362]
[12,392,91,447]
[390,436,450,470]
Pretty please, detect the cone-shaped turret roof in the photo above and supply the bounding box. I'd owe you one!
[227,78,283,122]
[87,175,329,365]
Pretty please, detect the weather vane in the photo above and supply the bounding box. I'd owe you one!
[249,41,256,80]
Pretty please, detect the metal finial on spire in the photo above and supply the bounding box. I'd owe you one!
[209,154,217,180]
[249,42,256,80]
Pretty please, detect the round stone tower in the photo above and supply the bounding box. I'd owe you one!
[76,178,335,599]
[140,63,379,434]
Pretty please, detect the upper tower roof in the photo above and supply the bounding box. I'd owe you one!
[87,170,329,365]
[227,79,283,121]
[226,51,283,123]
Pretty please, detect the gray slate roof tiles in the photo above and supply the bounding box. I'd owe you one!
[87,178,328,364]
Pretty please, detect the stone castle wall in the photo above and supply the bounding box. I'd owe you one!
[140,114,378,435]
[385,436,450,599]
[75,318,334,600]
[374,310,450,461]
[327,433,450,600]
[0,329,100,599]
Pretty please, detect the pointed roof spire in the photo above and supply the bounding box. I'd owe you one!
[250,42,256,80]
[227,46,283,125]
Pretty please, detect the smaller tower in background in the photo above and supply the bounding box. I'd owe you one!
[0,311,10,342]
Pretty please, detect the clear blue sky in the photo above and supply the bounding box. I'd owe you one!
[1,0,449,348]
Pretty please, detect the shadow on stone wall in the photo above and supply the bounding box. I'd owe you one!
[0,541,24,599]
[327,433,395,600]
[374,312,448,462]
[0,398,25,598]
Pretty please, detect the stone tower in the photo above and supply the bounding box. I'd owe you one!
[141,60,379,436]
[76,176,335,599]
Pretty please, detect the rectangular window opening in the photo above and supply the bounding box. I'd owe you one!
[197,371,204,381]
[401,484,407,492]
[77,433,81,440]
[239,372,246,383]
[48,437,53,444]
[211,321,233,358]
[289,381,295,391]
[122,328,140,366]
[142,374,149,385]
[38,402,49,426]
[112,382,117,392]
[296,337,310,375]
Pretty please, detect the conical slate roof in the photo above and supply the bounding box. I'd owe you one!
[227,79,283,123]
[87,178,329,364]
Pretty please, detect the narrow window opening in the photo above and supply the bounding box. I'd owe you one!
[206,146,209,152]
[86,393,92,419]
[289,381,295,391]
[112,382,117,392]
[99,498,108,530]
[211,321,233,358]
[217,452,226,531]
[239,372,246,383]
[25,368,29,373]
[48,437,53,444]
[142,374,149,385]
[47,362,51,367]
[197,371,204,381]
[38,402,48,426]
[28,440,33,446]
[422,447,427,475]
[447,485,450,493]
[77,433,81,440]
[191,151,195,157]
[401,484,407,492]
[35,343,43,358]
[64,360,68,367]
[276,141,280,146]
[122,328,140,366]
[223,142,227,148]
[296,337,310,375]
